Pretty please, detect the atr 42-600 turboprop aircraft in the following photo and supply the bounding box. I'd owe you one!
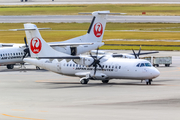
[23,22,160,85]
[1,11,112,69]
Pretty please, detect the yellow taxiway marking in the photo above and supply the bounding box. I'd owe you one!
[39,111,48,113]
[1,114,45,120]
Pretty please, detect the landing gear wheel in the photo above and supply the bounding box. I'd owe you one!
[36,66,40,70]
[80,79,89,84]
[146,79,152,85]
[7,64,14,69]
[102,80,109,83]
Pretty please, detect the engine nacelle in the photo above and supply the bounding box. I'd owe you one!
[73,56,94,66]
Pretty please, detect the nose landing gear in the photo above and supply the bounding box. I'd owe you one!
[145,79,152,85]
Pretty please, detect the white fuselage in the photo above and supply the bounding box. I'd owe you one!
[24,58,160,80]
[0,42,103,66]
[0,47,24,65]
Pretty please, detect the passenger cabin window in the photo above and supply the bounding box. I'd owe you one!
[119,66,121,69]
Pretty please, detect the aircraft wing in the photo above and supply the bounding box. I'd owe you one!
[0,43,25,47]
[112,51,159,57]
[0,43,13,47]
[130,51,159,56]
[75,72,91,77]
[49,42,94,47]
[38,56,80,59]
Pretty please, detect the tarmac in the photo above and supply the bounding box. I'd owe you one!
[0,50,180,120]
[1,15,180,23]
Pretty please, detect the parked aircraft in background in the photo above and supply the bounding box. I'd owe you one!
[1,10,111,69]
[23,23,160,85]
[0,46,25,69]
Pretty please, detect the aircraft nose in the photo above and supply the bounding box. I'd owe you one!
[153,68,160,78]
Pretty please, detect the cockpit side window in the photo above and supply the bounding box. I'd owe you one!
[140,63,145,67]
[136,63,140,67]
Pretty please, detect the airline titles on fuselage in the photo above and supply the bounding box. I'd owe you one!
[0,52,24,60]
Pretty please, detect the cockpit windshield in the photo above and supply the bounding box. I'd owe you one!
[136,63,152,67]
[145,63,152,67]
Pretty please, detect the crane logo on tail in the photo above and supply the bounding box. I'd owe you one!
[93,22,103,37]
[30,37,42,54]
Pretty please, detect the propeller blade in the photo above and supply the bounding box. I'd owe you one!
[22,52,27,59]
[99,55,105,60]
[88,61,95,67]
[94,65,97,75]
[98,63,103,70]
[137,46,141,58]
[24,37,28,47]
[96,47,99,59]
[132,49,137,59]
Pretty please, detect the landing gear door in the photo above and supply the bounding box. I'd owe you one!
[70,47,77,56]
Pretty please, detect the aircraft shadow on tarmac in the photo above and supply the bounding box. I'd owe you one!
[0,68,47,72]
[42,81,166,89]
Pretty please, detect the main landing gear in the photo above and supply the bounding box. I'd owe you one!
[102,80,109,83]
[145,79,152,85]
[80,78,89,84]
[7,64,14,69]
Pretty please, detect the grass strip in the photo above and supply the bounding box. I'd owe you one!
[0,4,180,15]
[100,46,180,51]
[1,23,180,31]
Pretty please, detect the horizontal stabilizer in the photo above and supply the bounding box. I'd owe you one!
[79,11,126,15]
[9,28,51,31]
